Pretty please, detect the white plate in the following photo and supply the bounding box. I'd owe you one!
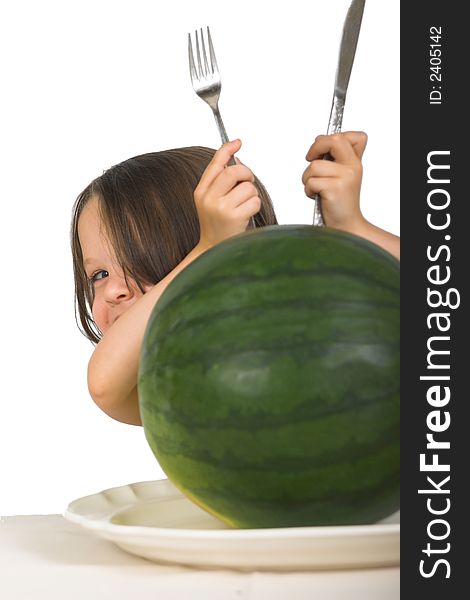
[64,479,400,571]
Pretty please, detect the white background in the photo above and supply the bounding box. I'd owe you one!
[0,0,399,515]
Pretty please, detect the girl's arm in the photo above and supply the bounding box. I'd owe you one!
[88,140,260,425]
[302,132,400,261]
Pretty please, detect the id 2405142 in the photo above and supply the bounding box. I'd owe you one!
[429,26,442,105]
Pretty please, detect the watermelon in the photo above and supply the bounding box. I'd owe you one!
[138,225,400,528]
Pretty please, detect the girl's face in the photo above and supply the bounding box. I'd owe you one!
[78,196,151,334]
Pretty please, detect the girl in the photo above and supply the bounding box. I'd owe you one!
[71,133,400,426]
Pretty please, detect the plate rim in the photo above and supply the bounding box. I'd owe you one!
[64,478,400,540]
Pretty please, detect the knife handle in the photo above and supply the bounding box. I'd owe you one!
[327,95,345,135]
[312,152,334,226]
[313,95,345,226]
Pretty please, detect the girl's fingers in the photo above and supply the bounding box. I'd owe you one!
[207,164,255,199]
[224,181,259,208]
[306,131,368,164]
[301,159,342,186]
[196,139,242,193]
[303,176,338,199]
[346,131,368,159]
[305,134,355,164]
[233,195,262,221]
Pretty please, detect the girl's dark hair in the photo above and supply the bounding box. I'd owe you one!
[71,146,277,343]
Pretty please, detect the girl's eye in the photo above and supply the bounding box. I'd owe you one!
[89,270,109,284]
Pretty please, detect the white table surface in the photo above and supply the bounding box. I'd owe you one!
[0,515,399,599]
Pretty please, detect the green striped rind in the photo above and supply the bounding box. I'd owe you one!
[138,225,400,528]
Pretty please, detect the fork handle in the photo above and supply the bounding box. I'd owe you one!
[212,108,236,166]
[212,106,255,227]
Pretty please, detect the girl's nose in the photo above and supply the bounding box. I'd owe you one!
[103,276,134,305]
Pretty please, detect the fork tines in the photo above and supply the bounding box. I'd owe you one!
[188,26,219,85]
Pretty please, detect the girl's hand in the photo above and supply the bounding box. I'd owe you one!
[302,131,368,233]
[194,139,260,249]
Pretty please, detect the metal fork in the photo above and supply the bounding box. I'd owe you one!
[188,27,235,167]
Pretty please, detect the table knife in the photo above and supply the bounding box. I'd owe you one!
[313,0,366,226]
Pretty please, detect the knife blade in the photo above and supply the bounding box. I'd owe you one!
[313,0,366,226]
